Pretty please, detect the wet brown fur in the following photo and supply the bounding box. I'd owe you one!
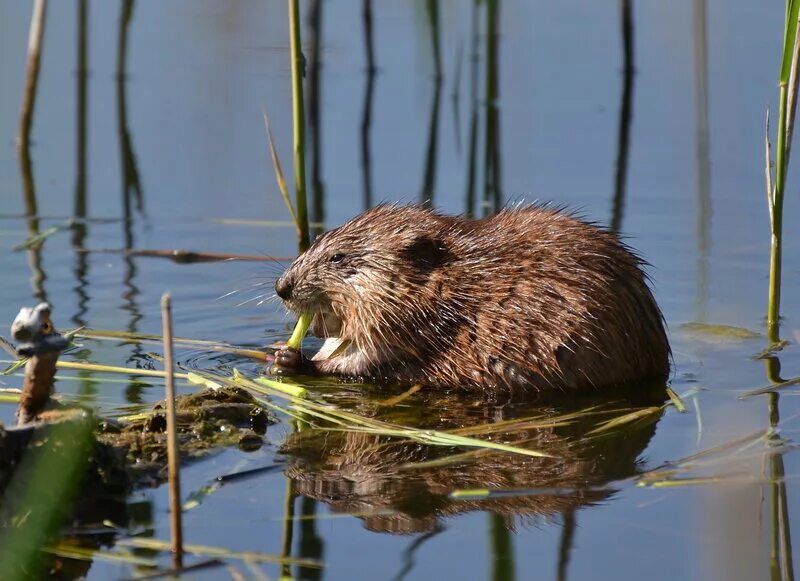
[275,204,670,394]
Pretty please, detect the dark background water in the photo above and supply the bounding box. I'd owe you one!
[1,1,799,579]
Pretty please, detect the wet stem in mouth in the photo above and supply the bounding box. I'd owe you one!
[287,312,313,350]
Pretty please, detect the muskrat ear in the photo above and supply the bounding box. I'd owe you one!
[402,235,452,274]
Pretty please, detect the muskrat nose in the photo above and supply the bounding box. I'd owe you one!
[275,277,294,300]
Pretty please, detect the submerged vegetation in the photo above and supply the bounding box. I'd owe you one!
[0,1,798,580]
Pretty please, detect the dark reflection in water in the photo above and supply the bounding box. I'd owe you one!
[393,525,442,581]
[297,495,325,581]
[280,392,661,538]
[420,81,443,208]
[464,0,480,218]
[307,0,326,235]
[463,0,504,218]
[360,0,376,210]
[610,0,634,234]
[117,0,147,404]
[483,0,502,216]
[420,1,443,208]
[18,145,49,304]
[426,0,443,79]
[117,0,143,221]
[489,511,514,581]
[71,0,90,328]
[557,508,576,581]
[765,363,795,580]
[450,41,463,155]
[50,495,153,579]
[693,0,711,322]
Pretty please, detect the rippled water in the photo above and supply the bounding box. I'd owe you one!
[1,1,799,579]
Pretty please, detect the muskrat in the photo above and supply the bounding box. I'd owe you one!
[272,204,670,394]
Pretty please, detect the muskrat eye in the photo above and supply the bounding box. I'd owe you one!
[330,253,346,264]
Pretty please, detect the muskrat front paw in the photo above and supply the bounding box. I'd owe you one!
[269,346,314,376]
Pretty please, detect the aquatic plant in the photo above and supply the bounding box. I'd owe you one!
[765,0,800,341]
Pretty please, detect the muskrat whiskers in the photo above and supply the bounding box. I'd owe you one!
[233,292,276,308]
[255,293,278,307]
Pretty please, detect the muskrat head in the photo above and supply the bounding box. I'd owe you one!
[274,205,452,349]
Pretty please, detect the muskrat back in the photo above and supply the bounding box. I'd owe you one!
[273,204,670,394]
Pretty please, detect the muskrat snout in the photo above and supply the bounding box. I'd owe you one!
[275,276,294,300]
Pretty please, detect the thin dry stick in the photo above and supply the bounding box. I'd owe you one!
[18,0,47,146]
[161,293,183,569]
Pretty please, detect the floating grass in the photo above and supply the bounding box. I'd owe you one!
[233,368,307,398]
[216,218,324,229]
[56,360,191,380]
[739,375,800,399]
[636,474,758,489]
[450,485,608,500]
[73,328,267,361]
[116,537,323,568]
[12,223,66,251]
[634,429,790,488]
[44,544,158,567]
[679,322,761,341]
[200,368,554,458]
[665,387,687,413]
[585,406,662,435]
[76,247,285,263]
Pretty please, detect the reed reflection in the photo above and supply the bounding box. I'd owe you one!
[420,81,443,208]
[610,0,634,234]
[767,392,795,581]
[693,0,711,322]
[17,0,48,304]
[18,146,49,304]
[483,0,502,216]
[464,0,480,218]
[556,508,576,581]
[297,5,327,574]
[308,0,326,234]
[420,0,443,208]
[117,0,146,404]
[71,0,90,328]
[489,512,514,581]
[360,0,376,210]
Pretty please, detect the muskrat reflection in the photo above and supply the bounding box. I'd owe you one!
[280,393,662,534]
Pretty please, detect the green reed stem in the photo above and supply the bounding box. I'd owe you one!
[274,0,313,352]
[287,312,312,350]
[767,0,800,342]
[289,0,309,253]
[285,0,312,350]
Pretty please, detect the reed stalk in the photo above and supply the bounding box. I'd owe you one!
[283,0,313,349]
[766,0,800,342]
[289,0,310,253]
[17,0,47,147]
[161,294,184,569]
